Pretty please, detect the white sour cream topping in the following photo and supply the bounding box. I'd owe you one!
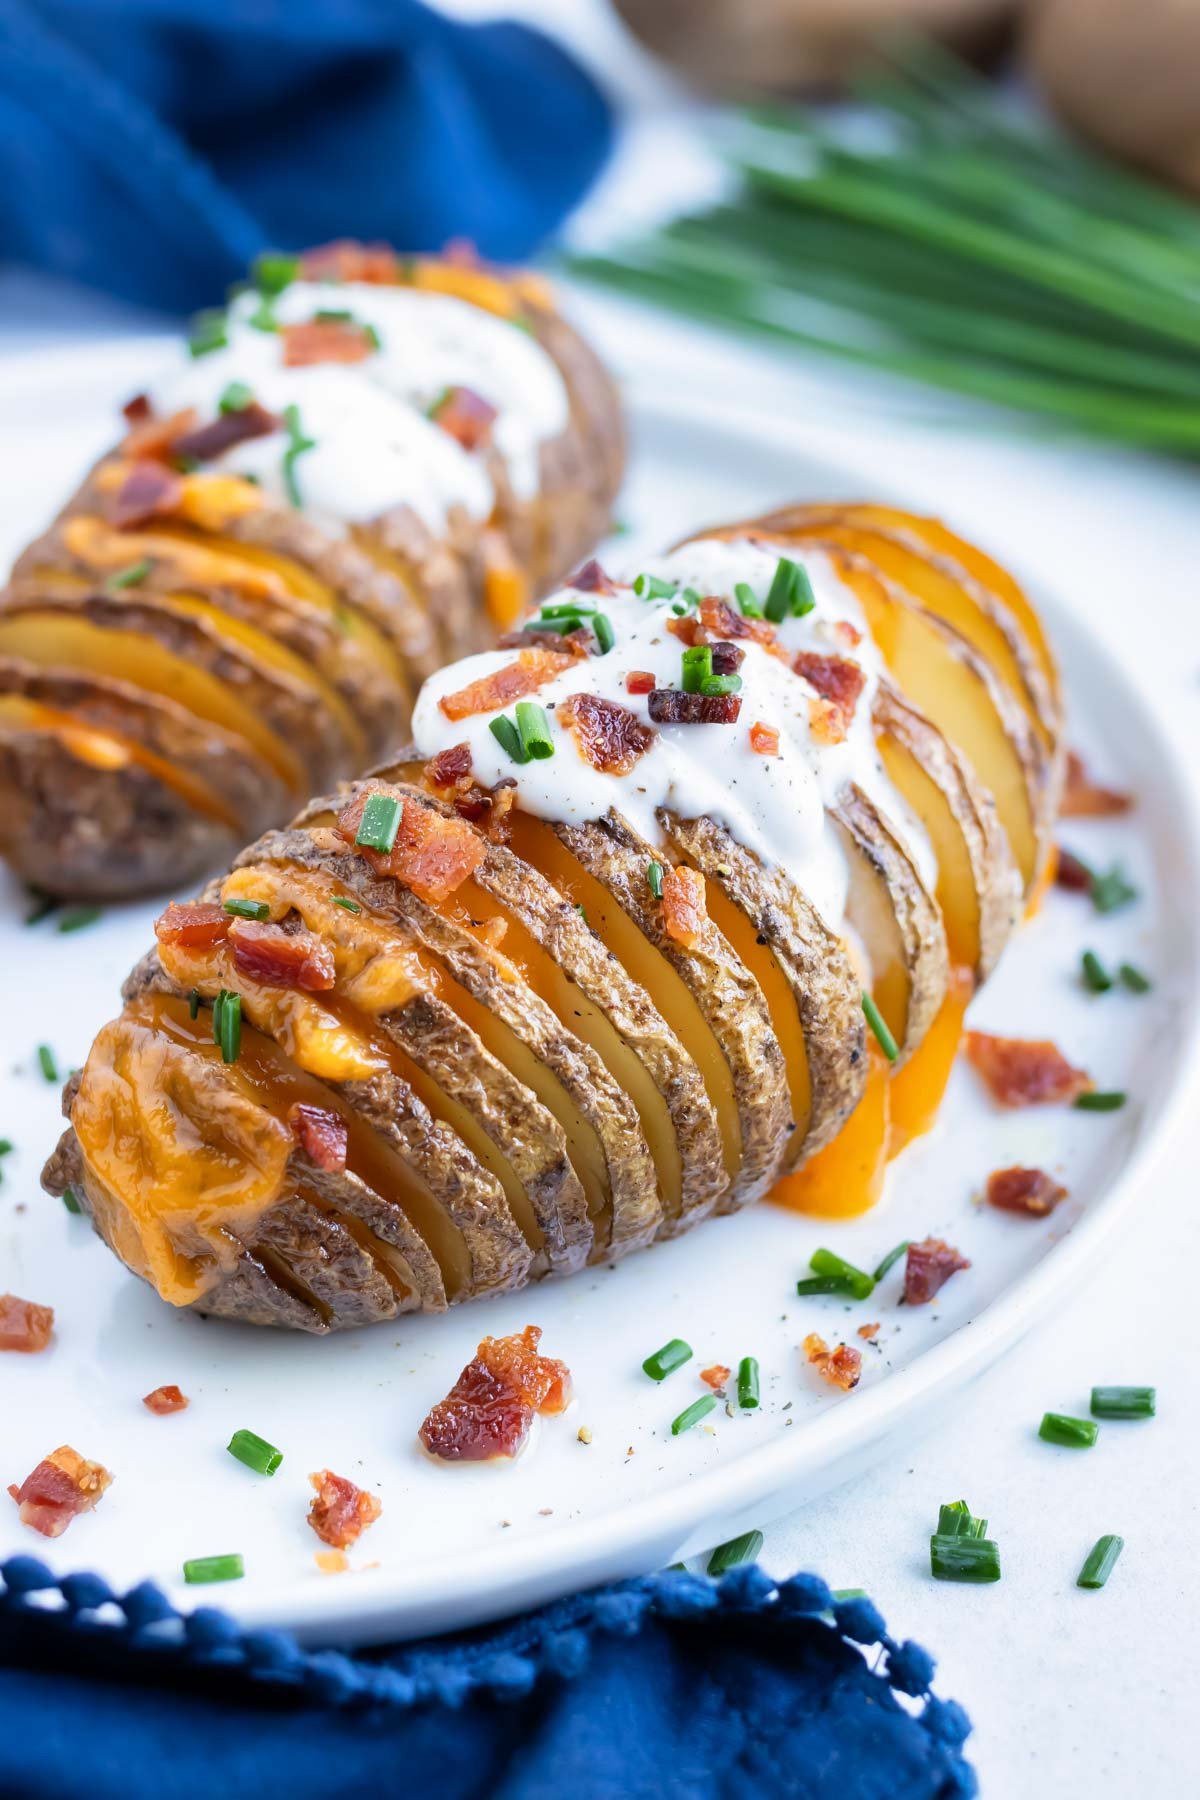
[413,537,935,930]
[146,281,569,536]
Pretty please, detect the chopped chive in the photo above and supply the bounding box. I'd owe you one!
[1091,865,1138,914]
[212,990,225,1047]
[36,1045,57,1084]
[592,612,615,654]
[332,897,362,914]
[809,1248,875,1300]
[248,298,278,333]
[642,1338,693,1381]
[700,673,743,696]
[671,603,687,616]
[647,861,665,899]
[861,992,899,1062]
[937,1500,988,1538]
[707,1529,764,1575]
[106,558,152,592]
[24,890,57,926]
[218,380,254,414]
[575,903,589,927]
[872,1240,910,1283]
[355,792,402,853]
[253,252,300,296]
[183,1553,245,1585]
[736,1356,760,1409]
[831,1588,867,1602]
[0,1140,12,1157]
[56,906,102,934]
[61,1188,82,1215]
[1077,1534,1124,1590]
[489,714,529,764]
[315,307,353,324]
[633,573,677,601]
[1091,1385,1155,1419]
[930,1534,1001,1583]
[188,309,228,357]
[188,989,200,1020]
[734,581,764,619]
[681,644,714,692]
[218,991,242,1065]
[223,898,270,922]
[281,402,315,508]
[1081,950,1113,993]
[671,1395,718,1436]
[1073,1090,1127,1112]
[541,601,597,620]
[515,700,554,760]
[796,1274,856,1297]
[680,587,703,609]
[1118,962,1152,994]
[764,556,816,622]
[227,1428,282,1476]
[1039,1411,1098,1448]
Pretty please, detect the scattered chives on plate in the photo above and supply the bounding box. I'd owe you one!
[930,1534,1001,1583]
[873,1241,910,1283]
[809,1248,875,1300]
[642,1338,693,1381]
[795,1274,855,1298]
[223,898,270,921]
[1038,1412,1099,1449]
[183,1553,244,1585]
[707,1529,764,1576]
[1117,962,1151,994]
[227,1429,283,1476]
[1077,1534,1124,1591]
[61,1188,82,1215]
[861,992,899,1062]
[1080,949,1112,993]
[736,1356,760,1410]
[56,906,103,934]
[671,1395,717,1436]
[1090,1385,1156,1419]
[937,1500,988,1539]
[1073,1091,1127,1112]
[36,1045,57,1084]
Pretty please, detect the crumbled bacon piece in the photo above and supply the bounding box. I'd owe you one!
[803,1334,861,1391]
[904,1238,971,1305]
[648,689,742,726]
[281,319,376,367]
[336,786,486,903]
[300,240,400,284]
[438,649,574,722]
[229,920,336,992]
[497,625,591,659]
[833,620,863,650]
[425,742,474,792]
[567,559,617,596]
[288,1102,349,1173]
[429,386,497,452]
[1054,847,1093,893]
[793,651,865,744]
[0,1294,54,1354]
[965,1031,1093,1108]
[154,901,231,950]
[625,670,656,696]
[143,1385,189,1415]
[661,864,708,948]
[1061,750,1133,819]
[700,1364,731,1392]
[307,1469,382,1549]
[121,408,198,461]
[419,1325,571,1463]
[8,1446,112,1538]
[857,1322,880,1341]
[172,402,280,464]
[122,393,152,425]
[985,1166,1067,1218]
[110,460,184,529]
[451,779,516,840]
[559,692,656,775]
[749,721,780,756]
[711,642,745,676]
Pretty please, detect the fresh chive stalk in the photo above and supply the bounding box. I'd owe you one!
[281,402,315,507]
[253,252,300,295]
[515,700,554,760]
[106,559,152,592]
[861,992,899,1062]
[1091,866,1138,914]
[227,1429,283,1476]
[1073,1091,1127,1112]
[809,1248,875,1300]
[795,1274,856,1297]
[56,907,102,934]
[1090,1385,1155,1419]
[36,1045,57,1083]
[930,1534,1001,1583]
[873,1240,910,1283]
[633,573,677,601]
[764,557,815,622]
[223,899,270,922]
[188,310,228,358]
[332,896,362,914]
[736,1356,760,1410]
[24,890,57,926]
[707,1530,764,1575]
[734,582,763,618]
[700,673,743,696]
[355,792,402,852]
[489,714,529,764]
[1080,950,1112,993]
[183,1553,245,1585]
[1117,962,1151,994]
[215,991,241,1065]
[62,1188,82,1215]
[188,989,201,1020]
[671,1395,718,1436]
[642,1338,693,1381]
[681,645,714,692]
[937,1500,988,1538]
[647,861,665,899]
[592,612,615,654]
[1039,1411,1099,1449]
[1077,1534,1124,1590]
[218,380,254,414]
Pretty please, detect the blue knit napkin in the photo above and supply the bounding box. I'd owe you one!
[0,1554,974,1798]
[0,0,612,312]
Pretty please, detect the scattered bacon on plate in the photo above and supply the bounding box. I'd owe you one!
[281,319,375,367]
[154,901,231,950]
[648,689,742,726]
[337,787,487,903]
[985,1166,1067,1218]
[858,1322,880,1341]
[229,920,336,993]
[792,651,865,745]
[965,1031,1093,1108]
[904,1238,971,1306]
[559,693,655,775]
[700,1364,731,1392]
[1054,847,1094,893]
[428,386,497,452]
[0,1294,54,1353]
[143,1385,189,1415]
[307,1469,382,1549]
[8,1446,112,1538]
[288,1103,349,1173]
[419,1325,571,1463]
[803,1333,861,1391]
[625,669,656,696]
[566,559,618,596]
[438,649,574,722]
[661,865,708,948]
[1061,750,1133,819]
[749,721,780,756]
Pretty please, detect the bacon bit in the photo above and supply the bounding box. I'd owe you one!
[711,642,745,676]
[857,1322,880,1341]
[288,1102,349,1173]
[429,386,497,452]
[438,649,574,722]
[625,670,656,696]
[336,787,486,903]
[559,692,656,776]
[497,625,591,659]
[0,1294,54,1353]
[1061,749,1133,819]
[699,596,781,652]
[315,1549,348,1574]
[172,402,280,464]
[666,613,700,647]
[425,742,474,792]
[121,408,198,461]
[419,1325,571,1463]
[1054,847,1094,893]
[700,1364,731,1392]
[833,620,863,650]
[110,460,184,529]
[8,1446,112,1538]
[122,393,153,425]
[661,865,708,948]
[803,1333,862,1391]
[307,1469,382,1549]
[300,240,400,284]
[648,689,742,726]
[229,920,337,992]
[965,1031,1093,1108]
[749,721,780,756]
[452,779,516,841]
[985,1166,1067,1218]
[281,319,375,367]
[154,901,231,951]
[793,651,865,744]
[142,1385,189,1415]
[904,1238,971,1306]
[567,559,618,596]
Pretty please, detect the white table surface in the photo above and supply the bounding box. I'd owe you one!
[4,30,1200,1789]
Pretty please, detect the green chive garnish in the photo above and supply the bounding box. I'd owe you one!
[106,559,152,592]
[861,992,899,1062]
[355,792,402,853]
[62,1188,82,1215]
[247,298,278,333]
[183,1553,245,1585]
[0,1140,12,1157]
[831,1588,867,1602]
[24,890,57,926]
[700,674,743,697]
[671,1395,718,1436]
[227,1429,282,1476]
[332,897,362,914]
[647,861,665,899]
[576,903,589,927]
[592,612,615,655]
[1039,1411,1098,1449]
[737,1356,760,1410]
[515,700,554,760]
[1091,1385,1155,1419]
[212,990,224,1047]
[188,310,228,358]
[642,1338,693,1381]
[937,1500,988,1538]
[734,581,763,619]
[489,714,529,764]
[253,252,300,296]
[809,1248,875,1300]
[681,644,714,693]
[1091,865,1138,914]
[680,587,702,609]
[315,308,353,324]
[1077,1534,1124,1590]
[541,601,597,620]
[707,1530,764,1575]
[764,557,816,623]
[188,989,200,1020]
[217,991,241,1065]
[218,380,254,414]
[36,1045,57,1084]
[1073,1090,1127,1112]
[1118,962,1151,994]
[633,573,677,601]
[1081,950,1112,993]
[281,402,315,508]
[56,906,102,934]
[873,1240,910,1283]
[930,1534,1001,1583]
[223,898,270,922]
[795,1274,856,1297]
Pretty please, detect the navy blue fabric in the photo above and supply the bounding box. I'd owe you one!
[0,0,613,313]
[0,1555,975,1799]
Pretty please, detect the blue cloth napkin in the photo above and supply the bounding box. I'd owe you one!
[0,0,612,312]
[0,1554,975,1798]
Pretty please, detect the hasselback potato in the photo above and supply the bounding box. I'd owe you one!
[0,243,623,899]
[44,505,1063,1330]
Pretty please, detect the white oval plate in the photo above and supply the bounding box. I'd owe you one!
[2,343,1198,1648]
